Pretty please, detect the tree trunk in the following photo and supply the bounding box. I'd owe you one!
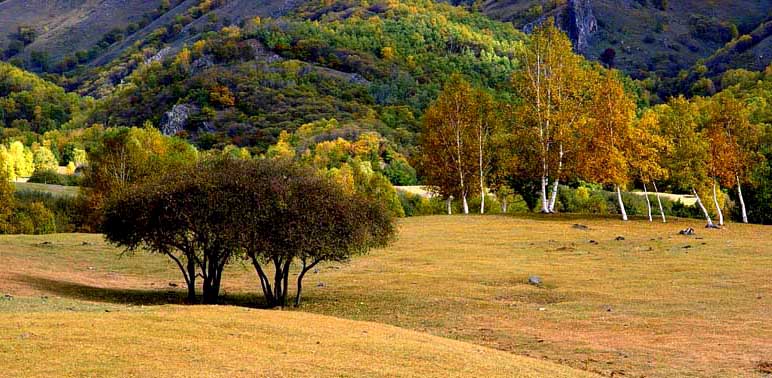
[712,179,724,226]
[479,130,485,215]
[736,175,748,224]
[616,185,628,221]
[653,181,666,223]
[446,197,452,215]
[501,197,508,213]
[547,144,563,213]
[643,183,652,222]
[186,258,196,303]
[540,175,550,213]
[462,193,469,214]
[250,256,275,306]
[295,259,321,307]
[548,178,559,213]
[693,188,715,228]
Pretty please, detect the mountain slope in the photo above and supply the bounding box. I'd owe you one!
[0,0,165,62]
[478,0,772,79]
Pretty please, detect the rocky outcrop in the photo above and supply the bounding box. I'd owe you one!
[564,0,598,53]
[522,0,598,54]
[159,104,198,136]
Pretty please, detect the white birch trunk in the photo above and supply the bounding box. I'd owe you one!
[540,175,550,213]
[462,194,469,215]
[548,178,559,213]
[737,175,748,223]
[446,197,452,215]
[653,181,666,223]
[693,188,715,227]
[501,198,508,213]
[616,185,628,221]
[643,183,652,222]
[712,179,724,226]
[547,144,564,213]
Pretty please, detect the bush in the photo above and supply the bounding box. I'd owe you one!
[28,169,74,186]
[398,191,445,216]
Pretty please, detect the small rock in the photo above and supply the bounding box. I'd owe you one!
[313,268,319,274]
[81,241,94,246]
[679,227,696,236]
[589,240,598,245]
[603,305,613,312]
[87,266,95,270]
[19,333,31,339]
[528,276,542,286]
[316,282,326,288]
[683,245,692,249]
[615,236,625,241]
[572,224,589,230]
[168,282,178,287]
[3,294,12,300]
[538,307,546,311]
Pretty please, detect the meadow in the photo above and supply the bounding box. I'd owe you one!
[1,215,770,377]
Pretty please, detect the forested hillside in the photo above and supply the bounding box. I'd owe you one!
[1,0,772,225]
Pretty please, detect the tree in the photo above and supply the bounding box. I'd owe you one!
[578,72,636,221]
[657,97,716,227]
[33,145,58,172]
[471,87,502,214]
[512,21,590,213]
[234,159,396,307]
[704,95,762,224]
[629,109,670,222]
[419,74,480,214]
[83,127,197,230]
[102,159,243,304]
[0,158,14,233]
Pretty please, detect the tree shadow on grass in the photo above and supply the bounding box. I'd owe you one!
[12,274,266,308]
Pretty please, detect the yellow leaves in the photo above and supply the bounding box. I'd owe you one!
[220,26,241,40]
[209,85,235,107]
[174,48,191,69]
[192,40,207,57]
[381,46,396,60]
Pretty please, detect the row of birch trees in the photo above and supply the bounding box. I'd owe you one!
[419,21,764,226]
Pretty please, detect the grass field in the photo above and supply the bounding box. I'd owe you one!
[13,182,80,197]
[1,215,770,377]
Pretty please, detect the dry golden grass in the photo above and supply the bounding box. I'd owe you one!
[0,215,771,377]
[0,306,594,378]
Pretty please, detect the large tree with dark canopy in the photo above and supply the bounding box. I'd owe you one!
[102,158,243,304]
[233,159,396,307]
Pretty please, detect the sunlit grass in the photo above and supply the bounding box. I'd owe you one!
[0,215,770,377]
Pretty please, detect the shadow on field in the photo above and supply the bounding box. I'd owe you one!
[12,274,265,307]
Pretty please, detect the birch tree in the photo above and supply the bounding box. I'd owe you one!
[657,97,716,227]
[629,109,670,222]
[419,75,479,214]
[705,95,762,224]
[578,72,636,221]
[471,88,502,214]
[512,21,587,213]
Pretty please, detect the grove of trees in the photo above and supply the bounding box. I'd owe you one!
[102,157,396,306]
[419,22,767,226]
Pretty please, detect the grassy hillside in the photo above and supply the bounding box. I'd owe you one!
[0,0,165,62]
[1,216,771,377]
[0,306,596,378]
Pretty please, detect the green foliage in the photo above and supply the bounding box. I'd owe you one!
[0,62,88,131]
[27,169,80,186]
